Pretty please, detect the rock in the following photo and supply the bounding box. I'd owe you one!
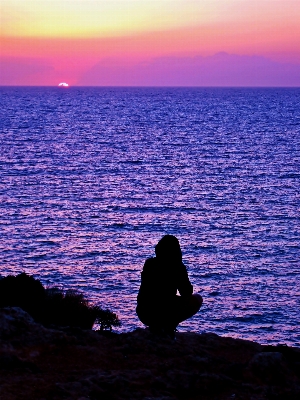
[0,307,67,346]
[0,307,300,399]
[0,307,42,343]
[248,351,290,384]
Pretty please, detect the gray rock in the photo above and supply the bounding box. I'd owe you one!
[0,306,67,346]
[248,351,289,384]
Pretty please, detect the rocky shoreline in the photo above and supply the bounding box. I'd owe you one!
[1,307,300,400]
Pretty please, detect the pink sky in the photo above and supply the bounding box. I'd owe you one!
[1,1,300,86]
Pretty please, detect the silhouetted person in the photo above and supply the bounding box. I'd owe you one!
[136,235,202,337]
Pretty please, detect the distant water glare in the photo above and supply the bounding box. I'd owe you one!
[0,87,299,346]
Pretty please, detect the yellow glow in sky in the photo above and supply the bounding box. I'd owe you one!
[1,0,227,38]
[2,0,299,41]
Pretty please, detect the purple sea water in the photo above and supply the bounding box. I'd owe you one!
[0,87,299,346]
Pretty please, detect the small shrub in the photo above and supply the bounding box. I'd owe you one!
[93,307,121,331]
[0,273,121,331]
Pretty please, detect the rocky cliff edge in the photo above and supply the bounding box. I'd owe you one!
[0,307,300,400]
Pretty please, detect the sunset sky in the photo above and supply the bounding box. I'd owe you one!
[1,0,300,86]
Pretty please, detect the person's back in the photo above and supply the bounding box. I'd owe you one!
[137,256,192,304]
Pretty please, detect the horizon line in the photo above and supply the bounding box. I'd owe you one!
[1,85,300,89]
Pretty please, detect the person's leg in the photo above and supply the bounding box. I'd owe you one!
[174,293,203,325]
[155,294,202,337]
[136,294,203,333]
[136,305,153,327]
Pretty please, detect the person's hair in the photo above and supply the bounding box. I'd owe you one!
[155,235,182,261]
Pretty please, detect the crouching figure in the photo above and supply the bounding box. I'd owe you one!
[136,235,203,338]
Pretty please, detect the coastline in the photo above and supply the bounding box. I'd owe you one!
[1,307,300,400]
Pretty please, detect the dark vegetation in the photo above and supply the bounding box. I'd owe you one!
[0,272,121,331]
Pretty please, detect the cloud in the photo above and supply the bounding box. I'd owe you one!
[1,53,299,86]
[0,57,54,85]
[78,53,300,87]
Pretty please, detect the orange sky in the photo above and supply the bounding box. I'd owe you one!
[1,1,300,85]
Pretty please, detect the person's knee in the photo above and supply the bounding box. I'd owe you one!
[192,294,203,312]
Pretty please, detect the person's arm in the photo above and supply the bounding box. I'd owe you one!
[137,258,154,303]
[177,263,193,297]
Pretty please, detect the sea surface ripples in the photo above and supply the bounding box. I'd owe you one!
[0,87,299,346]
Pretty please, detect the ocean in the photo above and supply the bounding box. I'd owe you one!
[0,86,299,346]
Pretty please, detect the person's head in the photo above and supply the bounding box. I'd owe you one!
[155,235,182,262]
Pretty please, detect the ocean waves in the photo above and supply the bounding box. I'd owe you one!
[0,87,299,346]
